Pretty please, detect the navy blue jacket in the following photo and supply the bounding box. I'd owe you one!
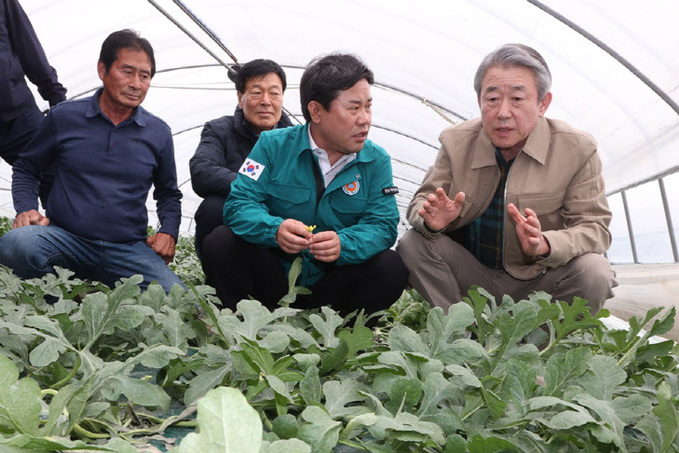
[12,89,182,243]
[0,0,66,121]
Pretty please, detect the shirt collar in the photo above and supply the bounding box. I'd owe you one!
[86,87,146,127]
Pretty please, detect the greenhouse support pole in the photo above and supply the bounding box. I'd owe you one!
[621,191,638,264]
[659,178,678,262]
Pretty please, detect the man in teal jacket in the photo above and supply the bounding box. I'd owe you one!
[203,53,408,315]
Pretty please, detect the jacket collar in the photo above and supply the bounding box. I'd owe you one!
[299,123,379,164]
[87,87,146,126]
[472,116,550,168]
[234,106,295,141]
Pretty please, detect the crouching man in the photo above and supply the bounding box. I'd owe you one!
[397,43,616,312]
[0,29,184,292]
[203,53,408,315]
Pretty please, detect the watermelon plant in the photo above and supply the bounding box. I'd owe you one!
[0,218,676,452]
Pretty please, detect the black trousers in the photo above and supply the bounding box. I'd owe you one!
[193,194,227,266]
[203,225,409,316]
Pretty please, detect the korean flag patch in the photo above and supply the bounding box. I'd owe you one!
[239,158,265,181]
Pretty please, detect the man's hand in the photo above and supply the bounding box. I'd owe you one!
[147,232,177,264]
[417,188,465,232]
[309,231,341,262]
[275,219,312,254]
[13,210,50,228]
[507,203,550,257]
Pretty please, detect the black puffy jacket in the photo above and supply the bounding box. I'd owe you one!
[189,107,293,198]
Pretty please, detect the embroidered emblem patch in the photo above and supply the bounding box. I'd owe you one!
[238,158,265,181]
[343,181,360,196]
[382,186,399,195]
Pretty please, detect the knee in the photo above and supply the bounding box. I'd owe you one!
[195,195,227,225]
[0,227,50,276]
[202,226,231,264]
[568,254,616,310]
[396,229,427,269]
[374,249,409,287]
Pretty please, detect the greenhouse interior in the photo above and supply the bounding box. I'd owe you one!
[0,0,678,451]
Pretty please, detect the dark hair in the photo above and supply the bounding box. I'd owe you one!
[300,53,374,122]
[232,59,287,93]
[99,29,156,77]
[474,43,552,101]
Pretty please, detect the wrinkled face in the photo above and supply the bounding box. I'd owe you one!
[98,48,152,112]
[237,72,284,134]
[309,78,372,158]
[479,65,551,158]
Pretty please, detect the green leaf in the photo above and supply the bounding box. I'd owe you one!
[368,411,445,446]
[427,304,474,358]
[171,386,263,453]
[261,438,312,453]
[636,393,679,453]
[387,324,427,355]
[543,348,591,397]
[154,309,196,350]
[184,364,231,405]
[541,408,597,429]
[467,433,522,452]
[342,413,378,440]
[646,306,676,338]
[319,338,348,375]
[266,374,294,404]
[108,375,171,411]
[337,325,374,358]
[272,413,299,440]
[0,434,120,451]
[297,406,342,453]
[446,364,482,388]
[260,330,291,354]
[579,355,626,401]
[300,366,321,406]
[384,377,422,415]
[499,359,537,416]
[323,379,369,418]
[80,277,142,349]
[0,354,42,435]
[234,299,275,340]
[308,307,343,348]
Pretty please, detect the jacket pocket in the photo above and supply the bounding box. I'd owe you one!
[516,192,565,229]
[268,183,312,216]
[329,191,368,226]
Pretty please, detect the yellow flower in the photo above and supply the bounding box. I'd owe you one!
[306,225,317,232]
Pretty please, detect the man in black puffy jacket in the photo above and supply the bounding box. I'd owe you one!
[189,59,293,263]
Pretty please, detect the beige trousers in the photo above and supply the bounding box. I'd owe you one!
[396,229,617,313]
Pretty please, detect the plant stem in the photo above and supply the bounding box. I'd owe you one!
[51,353,81,390]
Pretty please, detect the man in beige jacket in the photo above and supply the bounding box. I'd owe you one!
[397,43,616,313]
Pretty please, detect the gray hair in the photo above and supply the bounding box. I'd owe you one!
[473,43,552,101]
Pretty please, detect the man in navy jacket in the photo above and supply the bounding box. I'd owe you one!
[0,29,183,292]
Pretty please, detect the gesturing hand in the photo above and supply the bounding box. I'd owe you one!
[417,188,465,232]
[507,203,550,257]
[275,219,313,254]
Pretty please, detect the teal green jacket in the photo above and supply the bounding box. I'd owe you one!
[224,124,399,286]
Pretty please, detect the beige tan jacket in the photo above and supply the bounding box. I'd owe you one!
[406,117,612,280]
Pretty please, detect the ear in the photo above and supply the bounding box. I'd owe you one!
[308,100,323,124]
[538,92,552,117]
[97,60,106,81]
[237,91,244,109]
